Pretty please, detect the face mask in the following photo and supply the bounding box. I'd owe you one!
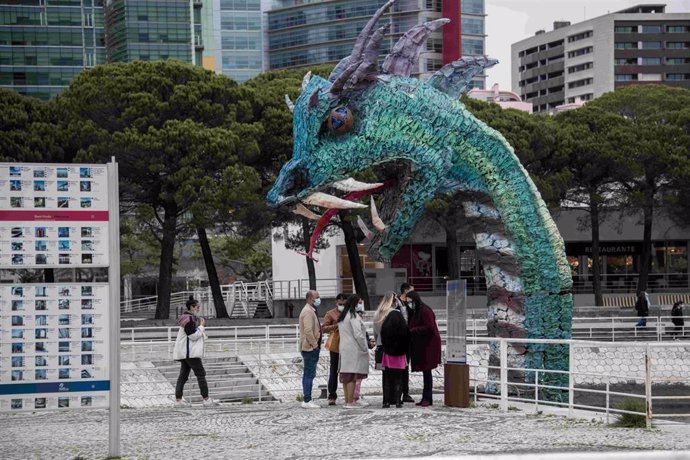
[313,298,321,307]
[355,302,365,312]
[337,304,344,312]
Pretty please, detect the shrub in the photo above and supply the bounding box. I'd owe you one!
[612,398,647,428]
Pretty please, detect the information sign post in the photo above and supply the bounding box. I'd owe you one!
[0,160,120,456]
[444,279,470,407]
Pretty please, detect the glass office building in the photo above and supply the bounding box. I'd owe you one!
[266,0,486,87]
[201,0,263,82]
[0,0,107,100]
[104,0,201,64]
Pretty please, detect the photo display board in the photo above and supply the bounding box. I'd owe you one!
[445,280,467,363]
[0,162,116,413]
[0,283,110,411]
[0,164,109,268]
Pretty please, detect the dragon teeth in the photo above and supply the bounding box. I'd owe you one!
[292,203,321,220]
[302,192,367,210]
[284,94,295,113]
[356,216,374,240]
[302,71,312,91]
[370,196,386,231]
[332,178,383,192]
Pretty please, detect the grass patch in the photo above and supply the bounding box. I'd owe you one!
[241,397,254,404]
[295,394,304,402]
[611,398,647,428]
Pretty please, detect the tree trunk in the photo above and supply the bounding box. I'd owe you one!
[340,214,370,309]
[301,217,317,290]
[637,200,654,293]
[197,225,229,319]
[590,201,603,306]
[445,223,460,280]
[154,204,177,319]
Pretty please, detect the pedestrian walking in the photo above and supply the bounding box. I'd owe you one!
[322,293,347,405]
[338,294,369,409]
[671,301,685,337]
[173,296,218,407]
[406,290,441,407]
[299,290,322,409]
[635,291,650,327]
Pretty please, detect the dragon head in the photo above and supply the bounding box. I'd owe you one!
[267,0,497,260]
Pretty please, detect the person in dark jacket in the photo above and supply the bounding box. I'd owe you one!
[671,301,685,337]
[635,291,650,327]
[380,306,410,408]
[406,290,442,407]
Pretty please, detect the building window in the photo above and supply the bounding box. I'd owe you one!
[639,73,662,81]
[462,38,484,56]
[461,0,484,15]
[667,57,690,65]
[667,25,690,33]
[640,41,661,49]
[425,58,443,72]
[666,73,690,81]
[568,78,593,89]
[567,30,592,42]
[615,58,637,65]
[615,26,637,33]
[615,74,638,81]
[614,42,637,49]
[462,17,484,36]
[567,46,593,58]
[666,42,689,49]
[640,57,661,65]
[568,62,593,73]
[641,25,661,33]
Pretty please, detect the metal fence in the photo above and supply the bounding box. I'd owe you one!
[120,336,690,426]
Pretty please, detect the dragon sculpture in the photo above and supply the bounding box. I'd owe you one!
[267,0,573,391]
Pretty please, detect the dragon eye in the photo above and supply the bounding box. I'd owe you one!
[327,106,353,134]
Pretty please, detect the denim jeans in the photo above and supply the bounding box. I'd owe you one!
[422,370,433,402]
[301,348,320,402]
[636,317,647,327]
[328,351,339,400]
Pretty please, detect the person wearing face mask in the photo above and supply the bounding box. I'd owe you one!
[299,290,323,409]
[173,296,218,407]
[337,294,370,408]
[374,292,409,408]
[322,293,348,405]
[406,290,442,407]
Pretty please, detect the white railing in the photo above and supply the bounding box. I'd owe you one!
[120,336,690,425]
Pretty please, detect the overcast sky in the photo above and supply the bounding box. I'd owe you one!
[485,0,690,91]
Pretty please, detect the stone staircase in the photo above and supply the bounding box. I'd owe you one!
[151,356,275,403]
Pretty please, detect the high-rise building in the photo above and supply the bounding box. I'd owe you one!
[511,4,690,113]
[0,0,204,100]
[265,0,487,88]
[0,0,107,100]
[104,0,202,64]
[201,0,263,83]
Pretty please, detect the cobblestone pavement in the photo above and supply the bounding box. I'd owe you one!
[2,401,689,460]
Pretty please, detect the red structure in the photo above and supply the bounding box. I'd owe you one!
[441,0,462,64]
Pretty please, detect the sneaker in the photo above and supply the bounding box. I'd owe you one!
[402,394,415,403]
[202,398,219,407]
[382,403,391,409]
[328,399,336,406]
[174,399,191,407]
[355,399,369,407]
[416,400,431,407]
[342,403,358,409]
[301,401,320,409]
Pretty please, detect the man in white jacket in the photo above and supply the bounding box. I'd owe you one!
[299,290,322,408]
[173,296,218,406]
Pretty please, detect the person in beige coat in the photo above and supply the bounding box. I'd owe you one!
[337,294,369,408]
[298,290,322,409]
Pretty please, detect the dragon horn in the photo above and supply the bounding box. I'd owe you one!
[330,0,395,95]
[382,18,450,77]
[284,94,294,112]
[348,24,391,88]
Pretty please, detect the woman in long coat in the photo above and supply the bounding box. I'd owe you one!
[338,294,369,408]
[406,290,441,407]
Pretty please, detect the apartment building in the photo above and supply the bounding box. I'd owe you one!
[511,4,690,113]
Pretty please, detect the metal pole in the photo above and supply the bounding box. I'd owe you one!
[535,370,539,413]
[568,341,574,418]
[500,339,508,413]
[108,159,121,458]
[645,343,652,429]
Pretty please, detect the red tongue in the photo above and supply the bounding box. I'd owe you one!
[298,180,395,261]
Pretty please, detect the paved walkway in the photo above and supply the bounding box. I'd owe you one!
[2,400,690,459]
